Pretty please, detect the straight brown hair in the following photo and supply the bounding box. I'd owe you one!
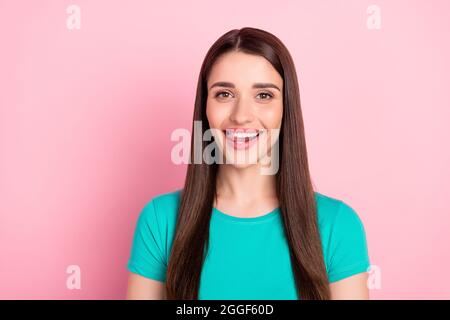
[166,27,330,299]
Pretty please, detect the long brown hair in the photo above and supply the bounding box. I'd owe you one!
[166,27,330,299]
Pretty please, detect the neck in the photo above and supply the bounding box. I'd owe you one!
[215,164,277,206]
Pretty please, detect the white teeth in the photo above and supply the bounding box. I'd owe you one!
[225,130,261,139]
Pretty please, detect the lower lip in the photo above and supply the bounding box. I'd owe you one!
[225,133,260,150]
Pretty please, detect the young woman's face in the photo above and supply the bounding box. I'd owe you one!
[206,51,283,169]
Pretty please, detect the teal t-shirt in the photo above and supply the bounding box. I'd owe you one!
[127,189,370,299]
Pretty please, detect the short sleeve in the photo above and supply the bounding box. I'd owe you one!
[127,199,167,282]
[327,201,370,283]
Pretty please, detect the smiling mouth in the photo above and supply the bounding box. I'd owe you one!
[223,129,263,142]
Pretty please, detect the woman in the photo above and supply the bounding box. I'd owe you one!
[126,27,371,300]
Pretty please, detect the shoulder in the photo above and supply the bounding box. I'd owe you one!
[314,191,368,257]
[128,189,182,280]
[314,191,370,281]
[314,191,365,231]
[150,189,182,212]
[138,189,182,230]
[133,189,182,259]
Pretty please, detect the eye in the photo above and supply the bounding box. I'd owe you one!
[256,92,273,100]
[214,91,233,99]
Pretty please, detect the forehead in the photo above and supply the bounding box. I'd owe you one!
[207,51,283,89]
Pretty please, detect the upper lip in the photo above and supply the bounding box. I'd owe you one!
[223,128,263,133]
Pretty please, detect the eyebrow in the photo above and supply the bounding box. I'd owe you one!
[209,81,281,92]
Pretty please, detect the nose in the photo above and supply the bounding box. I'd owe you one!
[229,97,254,124]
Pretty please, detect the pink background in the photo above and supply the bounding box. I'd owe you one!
[1,0,449,299]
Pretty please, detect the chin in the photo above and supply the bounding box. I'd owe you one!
[225,162,258,170]
[222,153,263,168]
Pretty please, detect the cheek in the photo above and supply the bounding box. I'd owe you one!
[206,102,229,128]
[259,103,283,128]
